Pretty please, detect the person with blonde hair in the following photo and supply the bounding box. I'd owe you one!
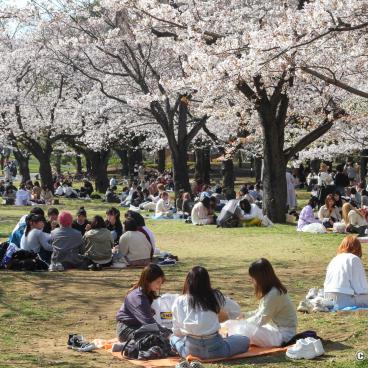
[324,236,368,309]
[342,202,368,235]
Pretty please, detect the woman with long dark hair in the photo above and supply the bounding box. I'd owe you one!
[20,214,52,263]
[245,259,297,347]
[105,207,123,243]
[171,266,249,359]
[116,264,167,341]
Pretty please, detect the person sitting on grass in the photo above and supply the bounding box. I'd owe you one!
[72,207,90,235]
[155,191,173,219]
[318,194,341,229]
[43,207,60,234]
[50,211,86,270]
[31,181,42,202]
[191,196,214,225]
[296,197,321,231]
[239,198,263,226]
[116,264,169,342]
[114,218,152,267]
[125,210,156,251]
[20,214,53,264]
[244,258,297,347]
[171,266,250,359]
[105,207,123,244]
[324,235,368,309]
[15,183,31,206]
[105,186,121,203]
[82,215,114,271]
[181,192,193,218]
[40,185,53,205]
[8,207,45,247]
[342,202,368,236]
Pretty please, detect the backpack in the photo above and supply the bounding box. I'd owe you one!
[122,324,172,360]
[7,250,49,271]
[0,241,9,267]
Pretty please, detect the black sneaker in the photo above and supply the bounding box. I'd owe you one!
[88,263,102,271]
[67,334,84,349]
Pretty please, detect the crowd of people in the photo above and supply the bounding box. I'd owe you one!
[297,162,368,235]
[113,233,368,361]
[2,206,157,271]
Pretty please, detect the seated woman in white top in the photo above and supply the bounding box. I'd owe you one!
[155,192,173,218]
[15,183,31,206]
[171,266,249,360]
[324,235,368,309]
[20,214,52,264]
[318,194,341,228]
[244,258,297,347]
[239,198,264,226]
[191,197,214,225]
[342,202,368,236]
[115,218,152,266]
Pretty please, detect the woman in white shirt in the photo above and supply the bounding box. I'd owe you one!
[245,258,297,347]
[170,266,249,360]
[324,236,368,309]
[15,183,31,206]
[318,194,341,228]
[155,192,173,218]
[191,197,214,225]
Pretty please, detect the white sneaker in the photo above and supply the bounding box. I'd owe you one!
[304,337,325,356]
[175,361,191,368]
[312,305,329,312]
[317,288,324,298]
[286,339,317,360]
[297,300,313,313]
[110,262,127,269]
[306,288,318,299]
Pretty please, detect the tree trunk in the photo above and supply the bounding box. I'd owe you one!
[310,159,321,174]
[13,150,30,182]
[254,157,263,183]
[37,153,54,190]
[361,149,368,185]
[157,149,166,173]
[55,152,62,175]
[115,149,129,176]
[128,149,143,178]
[76,155,82,175]
[194,149,203,180]
[85,154,92,175]
[172,148,191,195]
[90,151,110,192]
[195,148,211,184]
[222,159,235,199]
[238,152,243,168]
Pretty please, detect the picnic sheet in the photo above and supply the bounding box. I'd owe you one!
[94,339,287,367]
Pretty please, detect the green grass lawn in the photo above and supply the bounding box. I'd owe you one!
[0,198,367,368]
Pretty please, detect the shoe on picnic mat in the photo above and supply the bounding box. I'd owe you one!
[190,361,205,368]
[138,346,164,360]
[286,339,317,360]
[175,360,191,368]
[306,288,318,299]
[304,337,325,356]
[67,334,84,349]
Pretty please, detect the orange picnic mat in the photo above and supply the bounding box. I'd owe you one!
[94,339,287,367]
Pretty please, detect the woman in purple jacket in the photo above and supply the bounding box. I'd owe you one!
[297,197,320,231]
[116,264,166,341]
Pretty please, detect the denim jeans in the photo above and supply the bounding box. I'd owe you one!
[170,333,249,359]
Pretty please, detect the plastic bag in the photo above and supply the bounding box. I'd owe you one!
[224,297,241,319]
[301,223,326,233]
[333,222,346,233]
[222,319,282,347]
[152,293,179,329]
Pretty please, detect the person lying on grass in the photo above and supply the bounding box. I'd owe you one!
[170,266,250,360]
[116,264,170,342]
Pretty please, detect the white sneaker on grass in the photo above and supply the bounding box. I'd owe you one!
[175,361,190,368]
[306,288,318,299]
[304,337,325,357]
[286,339,317,360]
[297,300,313,313]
